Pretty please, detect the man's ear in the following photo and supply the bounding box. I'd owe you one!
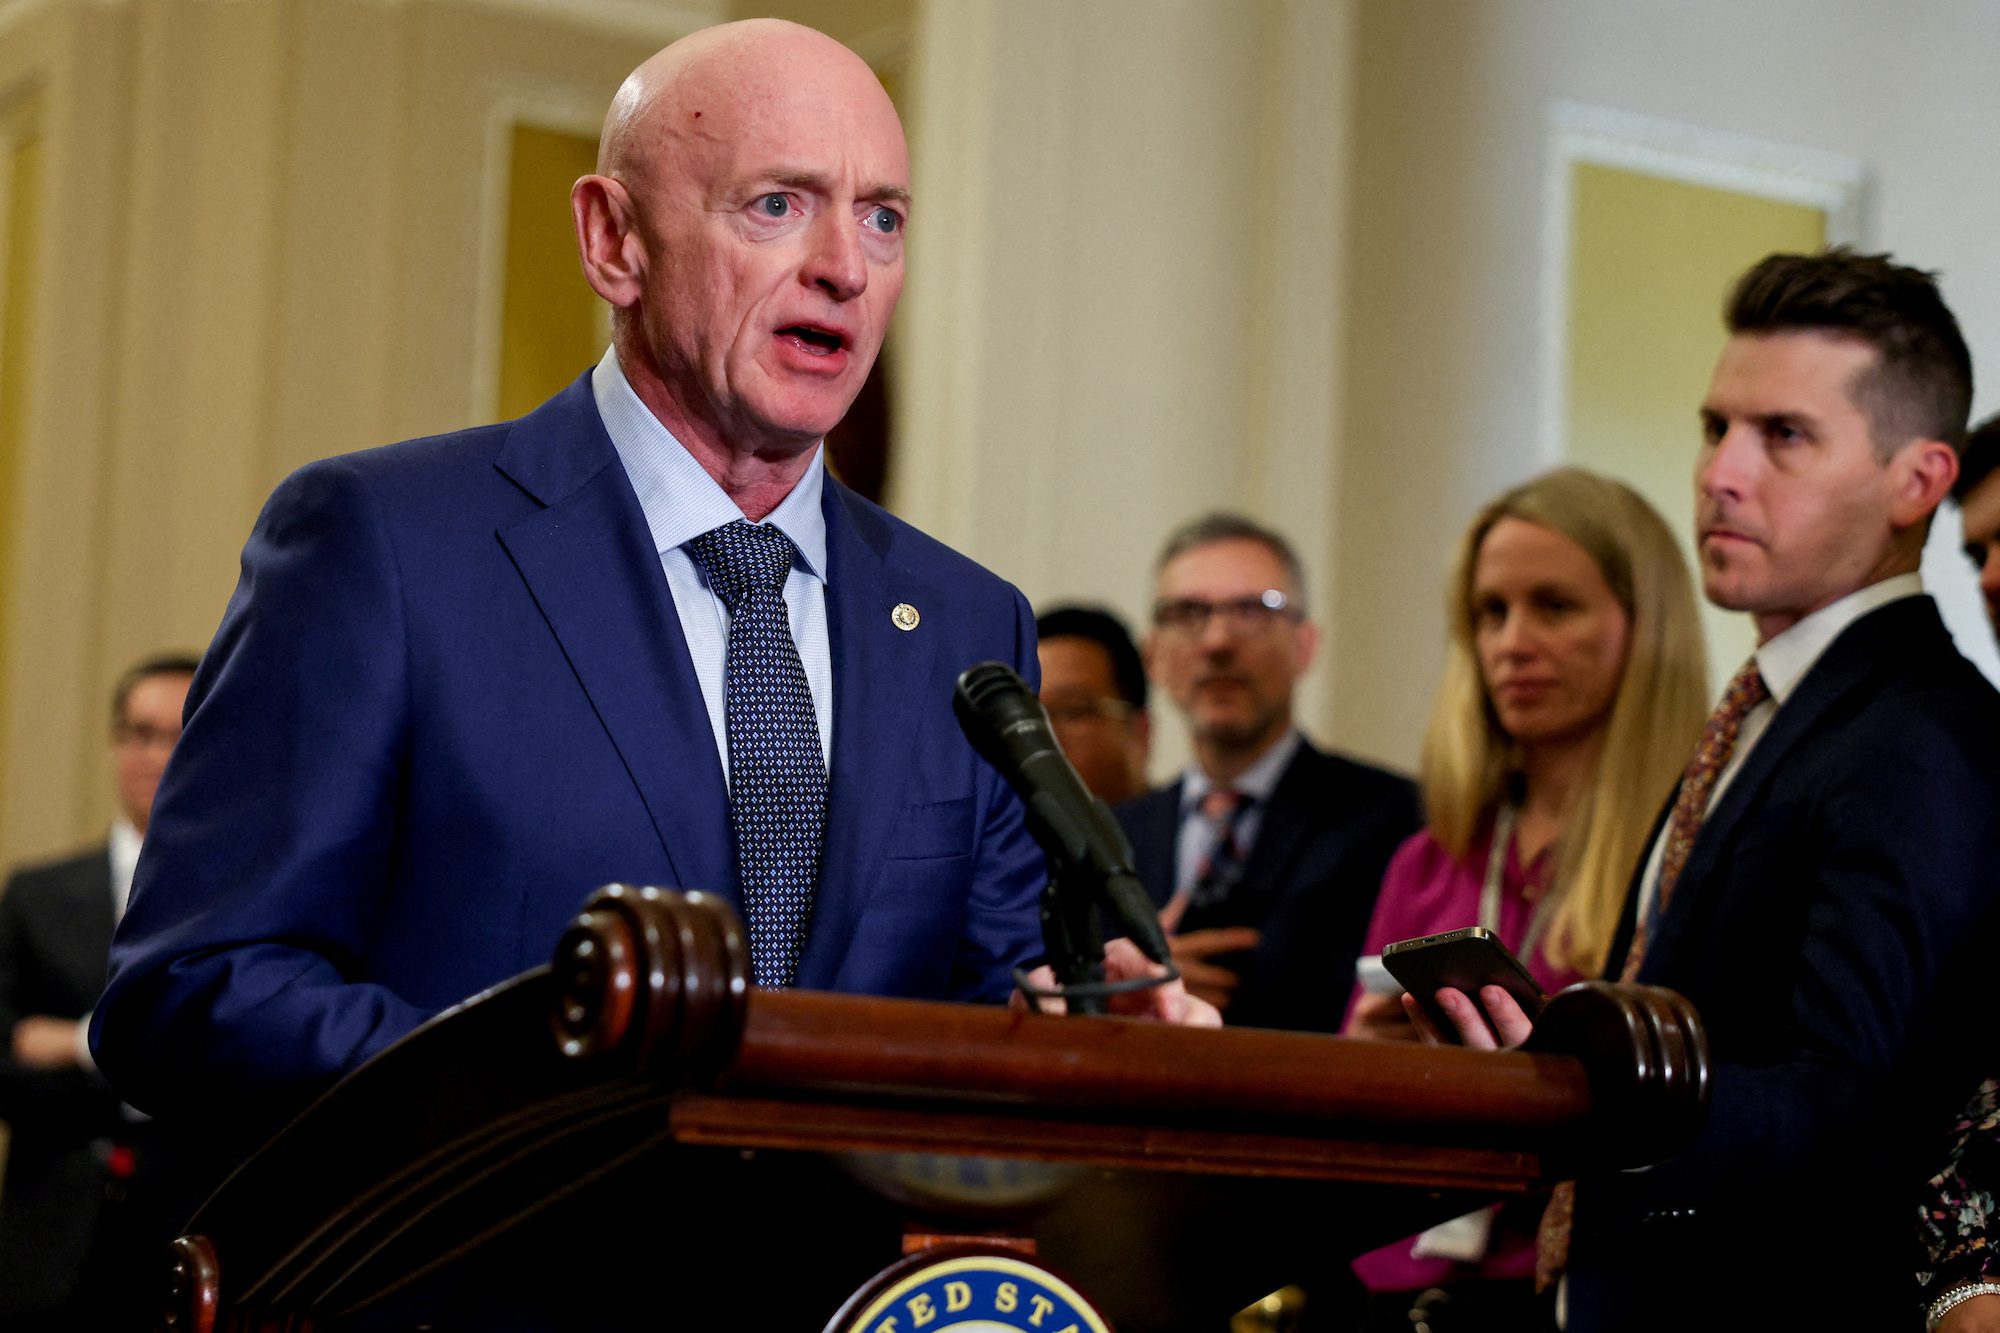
[1292,618,1321,674]
[1889,437,1960,531]
[572,174,645,310]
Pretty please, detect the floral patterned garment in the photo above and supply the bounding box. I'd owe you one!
[1920,1077,2000,1304]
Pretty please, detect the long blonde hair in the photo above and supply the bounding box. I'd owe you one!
[1420,469,1709,977]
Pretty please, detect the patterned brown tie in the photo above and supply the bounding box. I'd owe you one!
[1535,657,1770,1289]
[1619,658,1770,982]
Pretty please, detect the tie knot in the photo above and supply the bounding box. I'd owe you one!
[1720,659,1770,719]
[1199,788,1246,825]
[685,519,798,612]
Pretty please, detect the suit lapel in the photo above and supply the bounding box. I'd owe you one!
[1641,598,1926,974]
[492,377,735,900]
[1123,784,1183,908]
[796,482,939,986]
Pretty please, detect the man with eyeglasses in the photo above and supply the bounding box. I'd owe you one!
[0,653,195,1328]
[1035,604,1152,805]
[1114,513,1420,1028]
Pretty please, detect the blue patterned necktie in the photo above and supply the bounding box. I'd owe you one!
[683,519,826,987]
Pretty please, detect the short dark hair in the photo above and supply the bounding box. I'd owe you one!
[1952,414,2000,502]
[1154,512,1307,605]
[111,653,200,728]
[1725,247,1973,455]
[1035,605,1147,712]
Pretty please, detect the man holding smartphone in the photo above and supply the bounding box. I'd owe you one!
[1418,250,2000,1331]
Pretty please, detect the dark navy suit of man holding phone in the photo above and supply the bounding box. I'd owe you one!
[1422,251,2000,1331]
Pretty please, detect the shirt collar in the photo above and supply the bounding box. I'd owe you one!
[1753,572,1924,704]
[1181,728,1302,813]
[590,345,828,582]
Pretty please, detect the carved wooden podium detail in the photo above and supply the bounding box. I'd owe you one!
[161,887,1709,1332]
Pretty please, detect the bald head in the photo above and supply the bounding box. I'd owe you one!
[571,20,911,503]
[597,20,897,184]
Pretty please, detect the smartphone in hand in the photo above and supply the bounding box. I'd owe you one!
[1380,926,1545,1043]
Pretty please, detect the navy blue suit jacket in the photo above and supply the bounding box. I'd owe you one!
[92,376,1044,1132]
[1567,597,2000,1331]
[1114,737,1419,1033]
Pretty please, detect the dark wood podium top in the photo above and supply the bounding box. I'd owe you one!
[165,886,1708,1331]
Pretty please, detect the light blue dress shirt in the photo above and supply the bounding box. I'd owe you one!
[589,346,834,780]
[1170,728,1303,901]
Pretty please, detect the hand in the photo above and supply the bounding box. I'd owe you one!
[1167,926,1261,1013]
[1011,937,1222,1028]
[1939,1292,2000,1333]
[1401,985,1536,1050]
[1345,990,1418,1041]
[12,1016,83,1068]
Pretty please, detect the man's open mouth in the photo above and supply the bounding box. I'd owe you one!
[780,325,847,355]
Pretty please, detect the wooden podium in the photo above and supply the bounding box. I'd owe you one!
[162,887,1709,1332]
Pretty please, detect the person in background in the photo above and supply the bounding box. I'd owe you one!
[1916,411,2000,1333]
[1117,512,1421,1027]
[1035,604,1151,805]
[1421,249,2000,1332]
[0,653,196,1330]
[1340,470,1708,1331]
[1950,413,2000,628]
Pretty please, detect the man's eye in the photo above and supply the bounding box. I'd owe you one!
[864,206,902,235]
[755,193,792,218]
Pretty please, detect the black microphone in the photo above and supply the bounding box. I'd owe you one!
[952,661,1172,967]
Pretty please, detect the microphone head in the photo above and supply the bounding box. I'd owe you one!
[953,661,1046,765]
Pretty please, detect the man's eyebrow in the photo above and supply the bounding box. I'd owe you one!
[766,170,911,204]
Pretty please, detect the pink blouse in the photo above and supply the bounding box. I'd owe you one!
[1344,827,1583,1292]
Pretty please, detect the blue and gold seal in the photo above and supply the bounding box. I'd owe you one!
[828,1248,1113,1333]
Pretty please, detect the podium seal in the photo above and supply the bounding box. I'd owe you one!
[826,1246,1113,1333]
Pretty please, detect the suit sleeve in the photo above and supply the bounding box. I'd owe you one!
[91,461,432,1128]
[943,587,1046,1002]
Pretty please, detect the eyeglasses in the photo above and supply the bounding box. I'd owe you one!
[1151,589,1298,636]
[113,722,182,751]
[1042,695,1139,728]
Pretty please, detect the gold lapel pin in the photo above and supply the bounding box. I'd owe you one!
[891,602,920,631]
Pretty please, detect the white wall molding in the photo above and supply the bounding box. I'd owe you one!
[1536,100,1869,466]
[427,0,721,44]
[469,83,606,422]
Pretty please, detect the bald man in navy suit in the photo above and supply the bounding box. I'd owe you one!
[93,20,1202,1160]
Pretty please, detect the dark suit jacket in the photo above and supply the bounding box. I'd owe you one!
[1115,736,1420,1033]
[93,374,1045,1142]
[0,844,123,1315]
[1566,597,2000,1332]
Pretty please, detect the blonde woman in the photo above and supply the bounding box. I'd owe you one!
[1342,468,1709,1330]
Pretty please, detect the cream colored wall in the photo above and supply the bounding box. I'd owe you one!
[1337,0,2000,771]
[0,0,722,866]
[7,0,1997,856]
[894,0,1356,782]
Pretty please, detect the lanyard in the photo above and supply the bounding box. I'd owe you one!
[1478,804,1554,963]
